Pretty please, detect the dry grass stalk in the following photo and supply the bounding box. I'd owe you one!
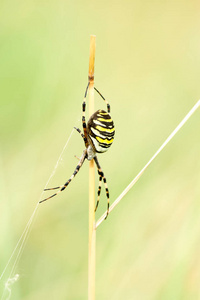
[88,35,96,300]
[96,99,200,228]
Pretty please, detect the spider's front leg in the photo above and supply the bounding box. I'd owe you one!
[40,150,87,203]
[82,82,89,147]
[94,87,110,113]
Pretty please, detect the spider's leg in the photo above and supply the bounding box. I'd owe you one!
[82,82,90,147]
[74,155,80,161]
[40,150,87,204]
[95,175,102,212]
[44,186,60,191]
[94,87,110,113]
[94,156,110,218]
[74,127,87,145]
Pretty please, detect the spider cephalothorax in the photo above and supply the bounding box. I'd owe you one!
[40,83,115,217]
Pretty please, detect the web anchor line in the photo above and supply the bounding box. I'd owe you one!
[0,128,75,299]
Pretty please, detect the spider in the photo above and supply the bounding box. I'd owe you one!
[39,82,115,218]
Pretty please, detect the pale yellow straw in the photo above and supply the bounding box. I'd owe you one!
[96,100,200,228]
[88,35,96,300]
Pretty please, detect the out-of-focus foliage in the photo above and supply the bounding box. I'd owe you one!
[1,0,200,299]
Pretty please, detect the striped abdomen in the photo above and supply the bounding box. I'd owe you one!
[87,109,115,153]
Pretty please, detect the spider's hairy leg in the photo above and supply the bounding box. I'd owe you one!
[94,87,110,113]
[82,82,90,147]
[40,150,87,204]
[94,156,110,218]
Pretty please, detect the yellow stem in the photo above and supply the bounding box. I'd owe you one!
[88,35,96,300]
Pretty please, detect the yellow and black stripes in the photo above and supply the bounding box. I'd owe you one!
[82,83,112,151]
[94,156,110,217]
[87,109,115,153]
[41,83,115,221]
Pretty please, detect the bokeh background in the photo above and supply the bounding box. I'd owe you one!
[1,0,200,299]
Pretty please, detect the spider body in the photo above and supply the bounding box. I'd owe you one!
[87,109,115,159]
[40,83,115,218]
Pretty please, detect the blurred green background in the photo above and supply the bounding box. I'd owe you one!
[1,0,200,299]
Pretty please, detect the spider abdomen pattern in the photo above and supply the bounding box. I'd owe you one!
[87,109,115,153]
[40,84,114,218]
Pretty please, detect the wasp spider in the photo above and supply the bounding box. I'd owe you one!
[40,83,115,218]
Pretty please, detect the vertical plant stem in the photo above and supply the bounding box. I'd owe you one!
[88,35,96,300]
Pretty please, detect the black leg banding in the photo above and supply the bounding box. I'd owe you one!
[40,150,87,203]
[93,156,110,218]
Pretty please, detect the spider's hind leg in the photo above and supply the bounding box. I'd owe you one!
[94,156,110,218]
[95,174,102,212]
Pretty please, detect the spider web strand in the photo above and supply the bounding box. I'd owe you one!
[0,128,75,299]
